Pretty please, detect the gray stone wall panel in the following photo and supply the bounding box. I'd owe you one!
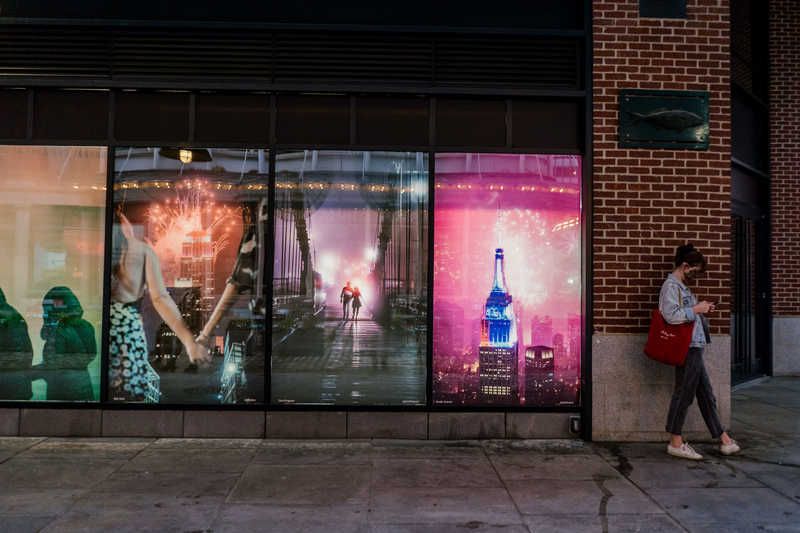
[348,412,427,439]
[267,411,347,439]
[184,411,265,438]
[773,317,800,376]
[0,408,20,436]
[20,408,101,437]
[592,334,731,441]
[428,412,504,440]
[101,410,183,437]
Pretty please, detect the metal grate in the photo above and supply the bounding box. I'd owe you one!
[0,24,583,90]
[112,28,272,81]
[435,35,580,89]
[0,25,109,78]
[275,31,432,85]
[731,215,760,383]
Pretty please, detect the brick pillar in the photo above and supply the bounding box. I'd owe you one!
[592,0,732,440]
[770,0,800,376]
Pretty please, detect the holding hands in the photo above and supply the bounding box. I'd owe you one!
[187,334,212,366]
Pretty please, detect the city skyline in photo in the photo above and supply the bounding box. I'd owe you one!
[432,153,582,407]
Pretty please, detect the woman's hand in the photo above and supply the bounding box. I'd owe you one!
[195,332,211,348]
[693,301,715,314]
[186,340,212,366]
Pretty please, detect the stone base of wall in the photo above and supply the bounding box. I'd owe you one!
[0,409,580,440]
[592,334,731,442]
[773,317,800,376]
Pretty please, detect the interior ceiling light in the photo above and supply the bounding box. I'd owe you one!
[160,147,213,164]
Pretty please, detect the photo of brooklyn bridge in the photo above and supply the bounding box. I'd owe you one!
[271,151,428,406]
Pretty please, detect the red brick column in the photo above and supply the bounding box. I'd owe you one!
[591,0,732,440]
[593,0,731,335]
[769,0,800,374]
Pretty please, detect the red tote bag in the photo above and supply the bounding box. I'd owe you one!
[644,309,694,366]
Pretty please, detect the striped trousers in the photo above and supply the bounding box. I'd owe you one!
[665,347,725,439]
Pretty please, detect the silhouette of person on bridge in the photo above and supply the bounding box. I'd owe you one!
[340,281,354,321]
[352,287,364,321]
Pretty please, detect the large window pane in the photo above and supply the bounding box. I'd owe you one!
[110,147,268,404]
[272,150,428,406]
[433,153,582,407]
[0,146,107,402]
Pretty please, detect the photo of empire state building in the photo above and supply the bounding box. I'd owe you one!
[478,248,520,404]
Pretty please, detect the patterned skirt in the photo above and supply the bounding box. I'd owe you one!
[108,301,160,403]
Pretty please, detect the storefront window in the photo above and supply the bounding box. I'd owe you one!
[432,153,582,407]
[0,146,107,402]
[271,150,428,405]
[109,147,268,404]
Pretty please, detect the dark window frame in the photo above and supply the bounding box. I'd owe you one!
[0,138,586,415]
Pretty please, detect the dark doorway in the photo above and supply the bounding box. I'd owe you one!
[730,0,770,384]
[730,206,769,383]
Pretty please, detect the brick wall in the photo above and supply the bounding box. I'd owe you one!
[593,0,732,336]
[770,0,800,316]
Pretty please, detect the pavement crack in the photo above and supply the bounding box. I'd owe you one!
[593,444,691,533]
[0,436,47,465]
[593,475,612,533]
[482,445,527,528]
[722,454,800,506]
[737,456,800,469]
[596,443,633,477]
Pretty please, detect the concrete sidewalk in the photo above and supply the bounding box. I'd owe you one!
[0,378,798,533]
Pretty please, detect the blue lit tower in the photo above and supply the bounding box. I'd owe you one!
[478,248,519,403]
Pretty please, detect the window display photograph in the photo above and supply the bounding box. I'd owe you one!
[0,145,107,402]
[271,150,428,405]
[432,153,582,407]
[110,147,268,404]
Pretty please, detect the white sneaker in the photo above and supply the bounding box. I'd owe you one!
[667,442,703,460]
[720,440,741,456]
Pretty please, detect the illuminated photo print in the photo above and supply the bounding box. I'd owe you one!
[271,150,428,405]
[110,147,268,404]
[432,153,582,407]
[0,146,107,402]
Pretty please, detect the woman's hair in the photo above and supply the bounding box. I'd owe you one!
[110,209,131,294]
[674,243,707,271]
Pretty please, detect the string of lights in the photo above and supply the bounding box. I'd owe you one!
[114,179,578,195]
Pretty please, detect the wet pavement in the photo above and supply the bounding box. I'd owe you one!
[0,377,798,532]
[271,309,426,405]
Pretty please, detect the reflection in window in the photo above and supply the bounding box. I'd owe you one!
[271,150,428,406]
[110,147,268,404]
[0,146,107,401]
[432,153,582,407]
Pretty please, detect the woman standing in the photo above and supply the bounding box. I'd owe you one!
[660,243,740,460]
[108,212,210,402]
[352,287,364,321]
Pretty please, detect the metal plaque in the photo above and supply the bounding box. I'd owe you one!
[639,0,687,19]
[619,89,709,150]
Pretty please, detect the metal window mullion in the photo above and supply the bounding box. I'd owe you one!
[100,143,116,405]
[265,147,276,407]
